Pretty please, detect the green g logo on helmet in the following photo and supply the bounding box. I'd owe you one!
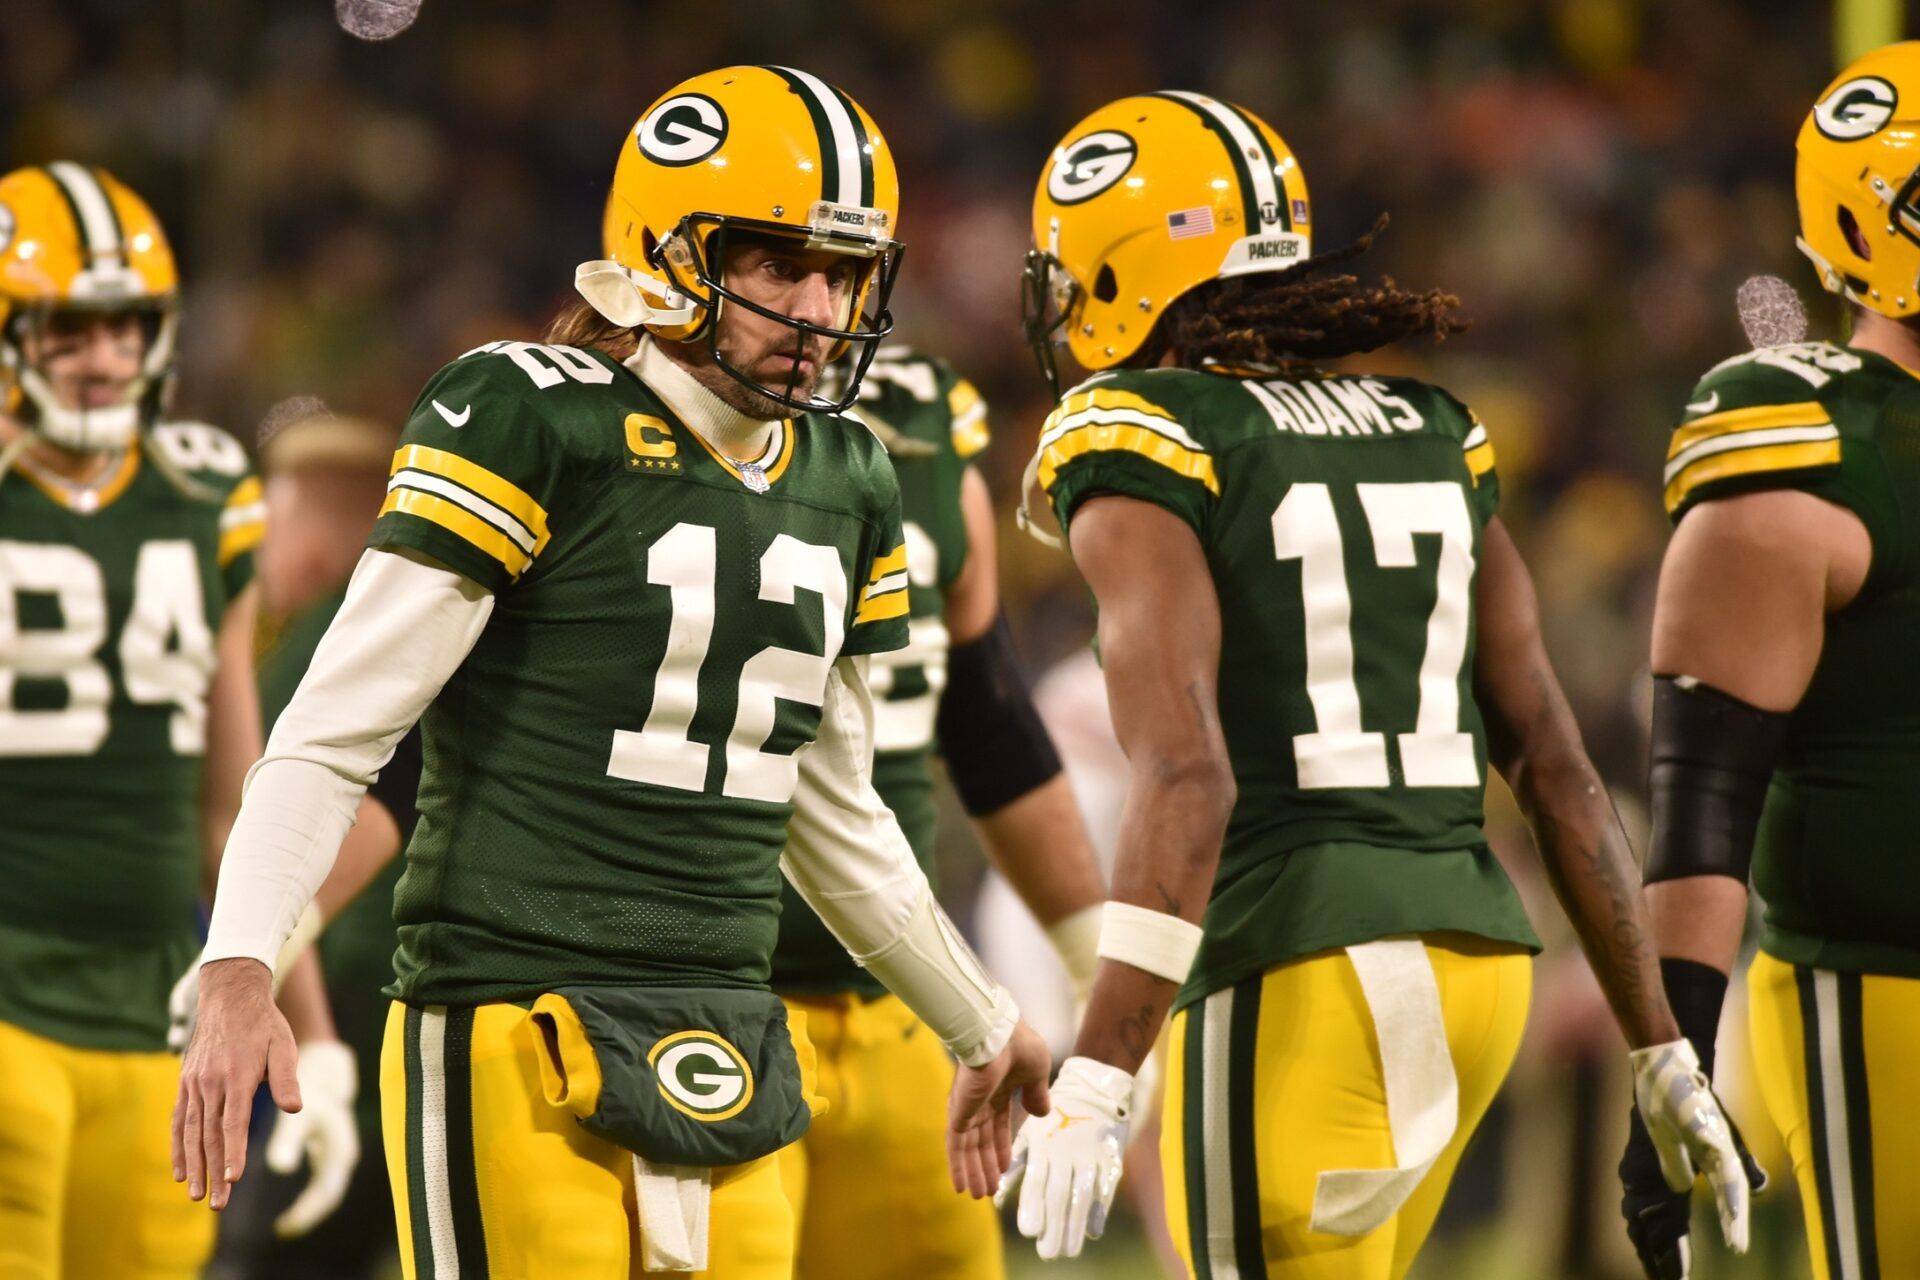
[1813,75,1898,141]
[649,1030,755,1122]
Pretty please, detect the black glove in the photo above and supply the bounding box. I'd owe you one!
[1621,1098,1768,1278]
[1617,958,1768,1279]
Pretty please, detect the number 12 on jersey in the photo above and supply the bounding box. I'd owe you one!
[1272,481,1479,790]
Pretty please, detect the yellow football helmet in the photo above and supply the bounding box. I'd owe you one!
[1024,92,1311,392]
[576,65,902,413]
[0,162,179,451]
[1797,42,1920,318]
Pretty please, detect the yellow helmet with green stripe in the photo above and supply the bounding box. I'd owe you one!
[576,65,903,413]
[1797,42,1920,318]
[1023,92,1310,392]
[0,162,179,451]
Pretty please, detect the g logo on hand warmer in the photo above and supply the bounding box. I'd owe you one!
[649,1030,754,1121]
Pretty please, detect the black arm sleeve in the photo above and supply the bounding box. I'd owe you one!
[935,614,1063,816]
[1644,675,1790,885]
[366,724,424,839]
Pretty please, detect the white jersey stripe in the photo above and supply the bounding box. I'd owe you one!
[1661,423,1839,484]
[390,469,537,555]
[771,66,862,207]
[46,162,122,257]
[417,1009,462,1280]
[1040,406,1209,453]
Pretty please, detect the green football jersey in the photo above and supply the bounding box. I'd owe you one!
[1041,367,1540,1012]
[1665,340,1920,977]
[0,423,263,1050]
[367,341,910,1006]
[770,349,986,995]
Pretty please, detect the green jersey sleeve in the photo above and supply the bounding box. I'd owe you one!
[1038,372,1220,538]
[843,427,912,657]
[367,345,569,592]
[149,420,265,600]
[1662,343,1853,524]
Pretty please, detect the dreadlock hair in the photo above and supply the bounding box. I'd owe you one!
[545,298,641,361]
[1131,214,1466,372]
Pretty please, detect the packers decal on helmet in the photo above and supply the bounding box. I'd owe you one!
[636,93,730,166]
[1812,75,1898,141]
[1048,131,1137,205]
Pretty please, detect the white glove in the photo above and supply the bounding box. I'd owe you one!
[1631,1038,1752,1255]
[265,1038,361,1238]
[995,1056,1132,1260]
[166,955,202,1053]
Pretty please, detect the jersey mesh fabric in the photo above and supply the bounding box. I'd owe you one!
[366,343,908,1005]
[1041,367,1538,1013]
[0,429,258,1049]
[1667,342,1920,976]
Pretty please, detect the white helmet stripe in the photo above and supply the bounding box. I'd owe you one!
[1160,91,1281,224]
[770,65,863,207]
[46,162,123,259]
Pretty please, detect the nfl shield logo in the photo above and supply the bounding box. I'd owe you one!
[740,462,770,494]
[1292,198,1310,226]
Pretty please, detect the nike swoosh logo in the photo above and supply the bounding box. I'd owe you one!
[433,400,472,428]
[1685,392,1720,415]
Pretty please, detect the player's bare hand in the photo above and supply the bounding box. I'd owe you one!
[171,957,302,1210]
[947,1021,1052,1199]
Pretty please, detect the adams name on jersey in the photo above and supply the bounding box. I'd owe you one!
[366,341,909,1007]
[0,424,263,1049]
[1039,365,1540,1012]
[1666,340,1920,977]
[770,349,988,996]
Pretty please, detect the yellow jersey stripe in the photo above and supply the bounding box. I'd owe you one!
[1037,422,1221,496]
[949,380,990,459]
[680,420,795,486]
[217,519,266,568]
[868,543,908,581]
[224,475,263,509]
[15,444,143,513]
[854,588,911,624]
[391,445,550,552]
[1663,439,1844,514]
[1667,401,1830,459]
[1464,441,1496,481]
[379,488,533,577]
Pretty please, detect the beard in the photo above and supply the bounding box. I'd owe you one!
[685,359,811,420]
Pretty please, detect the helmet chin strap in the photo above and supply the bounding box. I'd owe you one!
[574,259,697,329]
[16,365,142,452]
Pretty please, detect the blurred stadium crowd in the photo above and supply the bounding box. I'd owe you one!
[2,0,1844,1275]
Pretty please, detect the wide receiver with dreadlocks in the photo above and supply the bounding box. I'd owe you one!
[993,94,1754,1277]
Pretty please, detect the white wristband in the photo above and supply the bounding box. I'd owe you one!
[1096,900,1203,984]
[1045,903,1104,1002]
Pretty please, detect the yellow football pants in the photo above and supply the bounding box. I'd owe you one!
[380,1001,796,1280]
[1748,950,1920,1280]
[708,993,1002,1280]
[0,1017,213,1280]
[1161,933,1531,1280]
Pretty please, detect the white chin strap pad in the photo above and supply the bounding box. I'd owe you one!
[1309,938,1459,1237]
[17,366,140,451]
[574,259,697,331]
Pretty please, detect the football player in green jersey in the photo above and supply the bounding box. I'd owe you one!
[0,162,357,1280]
[175,67,1050,1280]
[993,94,1751,1278]
[1619,42,1920,1280]
[719,346,1106,1280]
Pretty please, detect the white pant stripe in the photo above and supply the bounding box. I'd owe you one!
[1201,986,1242,1280]
[1813,969,1861,1280]
[418,1008,462,1280]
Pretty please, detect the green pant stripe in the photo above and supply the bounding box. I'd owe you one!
[403,1005,433,1280]
[442,1006,489,1275]
[1183,1001,1213,1280]
[1227,976,1268,1279]
[1837,973,1880,1279]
